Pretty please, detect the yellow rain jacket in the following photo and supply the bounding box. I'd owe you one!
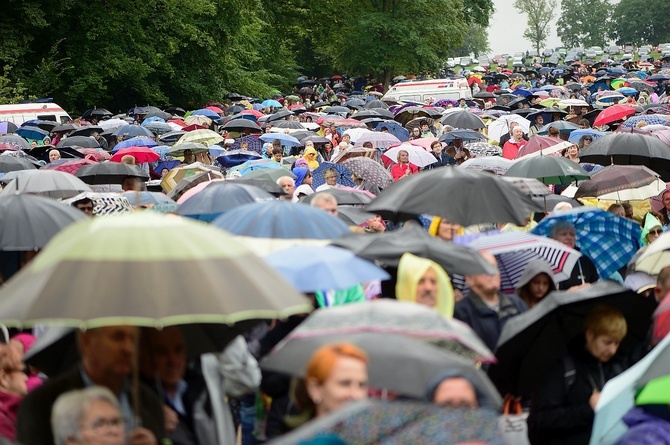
[302,147,320,170]
[395,252,455,318]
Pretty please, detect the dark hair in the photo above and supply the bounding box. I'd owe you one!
[271,146,283,155]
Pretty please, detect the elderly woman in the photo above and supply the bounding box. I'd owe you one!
[315,168,340,192]
[390,149,418,181]
[51,386,137,445]
[549,220,599,290]
[502,126,526,160]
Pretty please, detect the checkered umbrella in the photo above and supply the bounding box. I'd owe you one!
[532,207,643,279]
[311,162,355,189]
[620,115,669,129]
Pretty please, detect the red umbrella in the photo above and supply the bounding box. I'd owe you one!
[182,124,208,132]
[593,105,636,126]
[467,76,482,86]
[205,106,223,114]
[77,148,111,161]
[42,157,97,175]
[0,143,17,151]
[110,146,160,163]
[331,75,342,80]
[241,109,263,118]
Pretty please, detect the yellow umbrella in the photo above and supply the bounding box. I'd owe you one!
[184,115,212,127]
[160,162,224,193]
[540,98,561,108]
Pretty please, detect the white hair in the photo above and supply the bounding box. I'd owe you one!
[310,192,338,208]
[52,386,121,445]
[276,176,295,186]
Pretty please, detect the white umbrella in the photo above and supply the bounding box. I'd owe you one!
[487,115,531,142]
[383,143,437,168]
[460,157,514,176]
[0,170,91,199]
[98,118,129,131]
[343,127,371,142]
[558,99,589,108]
[353,131,401,149]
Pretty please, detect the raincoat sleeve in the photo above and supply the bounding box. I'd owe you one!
[218,336,261,398]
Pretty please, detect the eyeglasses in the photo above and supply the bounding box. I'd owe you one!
[583,138,592,141]
[649,229,663,235]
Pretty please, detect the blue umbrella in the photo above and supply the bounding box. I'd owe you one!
[259,133,301,147]
[537,120,580,135]
[122,191,175,207]
[264,245,390,292]
[191,108,220,119]
[531,207,642,279]
[0,121,18,134]
[211,200,350,240]
[374,121,409,142]
[114,125,153,139]
[261,99,282,108]
[216,150,262,168]
[176,182,275,221]
[616,87,638,96]
[252,103,264,111]
[512,89,534,97]
[311,162,355,189]
[621,114,670,129]
[153,160,180,175]
[142,116,166,124]
[647,74,670,82]
[150,145,172,159]
[16,126,49,141]
[607,67,627,76]
[439,129,488,144]
[567,129,606,143]
[230,159,281,176]
[229,135,263,154]
[141,121,172,135]
[113,136,158,152]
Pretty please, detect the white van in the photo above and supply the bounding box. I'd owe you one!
[0,103,71,126]
[382,79,472,103]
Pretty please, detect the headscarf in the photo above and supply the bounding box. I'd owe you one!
[395,252,455,318]
[428,216,463,238]
[292,167,310,187]
[302,146,320,170]
[641,213,663,246]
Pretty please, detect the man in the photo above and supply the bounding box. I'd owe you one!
[528,114,544,136]
[49,149,61,163]
[444,138,471,165]
[454,252,527,350]
[72,197,94,217]
[309,192,338,216]
[424,140,456,169]
[139,328,260,445]
[17,326,165,445]
[182,149,195,165]
[91,131,108,150]
[425,369,497,409]
[528,305,629,445]
[395,253,454,318]
[276,176,295,201]
[499,121,528,147]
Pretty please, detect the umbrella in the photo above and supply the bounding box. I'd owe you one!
[0,170,91,199]
[174,129,223,147]
[460,156,514,175]
[0,121,18,134]
[383,144,437,168]
[301,188,374,206]
[222,119,261,132]
[233,178,286,196]
[438,129,488,144]
[259,133,301,147]
[489,281,657,398]
[532,206,642,279]
[591,333,670,445]
[261,99,282,108]
[515,136,573,159]
[394,106,441,126]
[160,162,222,192]
[16,126,49,141]
[266,109,294,123]
[0,212,310,328]
[56,136,100,149]
[268,120,305,131]
[504,156,591,185]
[571,165,665,200]
[0,155,39,173]
[183,115,211,128]
[336,205,374,226]
[366,168,541,226]
[374,121,410,142]
[98,119,129,132]
[263,246,390,292]
[122,191,175,208]
[157,131,186,146]
[350,131,401,149]
[62,192,134,216]
[620,114,669,129]
[341,157,393,189]
[500,176,552,197]
[216,149,262,168]
[487,115,531,142]
[593,105,637,126]
[75,162,150,185]
[0,193,86,251]
[229,158,281,176]
[633,231,670,276]
[165,142,209,157]
[113,136,158,151]
[109,147,160,164]
[242,168,296,182]
[191,108,220,119]
[141,121,173,135]
[114,125,154,139]
[229,135,263,154]
[332,221,496,277]
[311,162,355,189]
[21,120,58,132]
[0,135,31,151]
[42,158,97,175]
[467,232,582,294]
[567,129,606,144]
[464,141,502,158]
[176,181,275,221]
[166,170,221,201]
[440,110,486,130]
[271,400,505,445]
[211,200,349,255]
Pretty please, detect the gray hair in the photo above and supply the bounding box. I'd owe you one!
[549,220,576,239]
[310,192,338,208]
[276,176,295,187]
[52,386,121,445]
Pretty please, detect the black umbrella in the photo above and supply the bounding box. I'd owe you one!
[68,126,105,138]
[75,162,149,185]
[0,156,39,173]
[22,120,58,132]
[300,135,330,146]
[488,281,657,398]
[56,135,100,149]
[144,110,172,121]
[0,134,31,151]
[266,109,294,123]
[233,178,286,196]
[0,193,86,251]
[166,106,186,116]
[176,182,274,222]
[394,107,441,126]
[269,120,305,130]
[82,108,113,120]
[157,131,186,146]
[366,168,542,226]
[474,91,496,99]
[226,92,246,101]
[221,119,261,132]
[332,221,496,276]
[336,206,374,226]
[301,188,373,206]
[364,100,390,110]
[350,110,381,121]
[52,123,77,133]
[440,111,486,130]
[323,106,350,114]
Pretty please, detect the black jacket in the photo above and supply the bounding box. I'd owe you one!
[557,255,599,290]
[527,344,625,445]
[424,151,456,169]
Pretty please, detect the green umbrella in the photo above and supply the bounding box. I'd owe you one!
[504,156,591,185]
[0,212,311,328]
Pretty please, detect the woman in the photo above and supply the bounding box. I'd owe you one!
[428,217,463,241]
[0,343,28,441]
[409,127,422,140]
[641,213,663,246]
[502,126,526,160]
[292,167,313,188]
[516,260,557,309]
[390,150,418,181]
[577,135,592,150]
[304,343,368,418]
[565,143,580,164]
[315,168,340,192]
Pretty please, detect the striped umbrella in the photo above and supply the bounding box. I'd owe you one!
[174,129,224,147]
[62,192,134,216]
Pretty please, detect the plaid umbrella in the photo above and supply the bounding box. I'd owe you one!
[42,158,97,175]
[311,162,355,189]
[465,141,501,157]
[532,206,643,279]
[174,129,224,147]
[342,157,393,189]
[620,114,669,129]
[229,135,263,154]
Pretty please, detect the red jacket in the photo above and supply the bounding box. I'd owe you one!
[391,163,418,181]
[502,139,525,160]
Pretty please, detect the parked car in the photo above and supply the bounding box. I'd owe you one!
[619,53,634,62]
[512,57,524,67]
[585,49,597,59]
[607,45,621,55]
[478,56,490,68]
[590,46,603,56]
[459,56,473,66]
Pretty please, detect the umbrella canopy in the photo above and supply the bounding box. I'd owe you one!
[122,191,175,208]
[440,110,486,130]
[515,135,573,159]
[489,281,657,398]
[0,212,311,328]
[221,119,261,132]
[259,133,301,147]
[0,194,87,251]
[488,115,531,142]
[460,156,514,175]
[311,162,355,189]
[109,146,160,164]
[114,124,154,139]
[241,168,296,182]
[572,165,665,200]
[301,188,374,206]
[593,105,637,126]
[113,136,158,151]
[532,206,642,279]
[620,114,669,129]
[263,245,390,292]
[394,106,441,126]
[75,162,150,185]
[216,149,262,168]
[16,126,49,141]
[633,231,670,275]
[341,157,393,189]
[56,136,100,149]
[0,155,39,173]
[165,142,209,157]
[0,135,31,151]
[383,143,437,168]
[567,128,607,144]
[42,158,96,175]
[272,401,505,445]
[350,131,401,149]
[160,162,222,193]
[504,156,591,185]
[268,120,305,130]
[62,192,134,216]
[500,176,552,197]
[174,129,223,147]
[0,121,18,134]
[367,168,541,225]
[0,170,91,199]
[439,129,488,144]
[332,221,496,276]
[176,181,275,221]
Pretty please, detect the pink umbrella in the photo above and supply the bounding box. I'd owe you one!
[407,137,443,151]
[42,157,97,175]
[515,135,571,159]
[77,148,111,161]
[205,106,223,114]
[110,146,160,163]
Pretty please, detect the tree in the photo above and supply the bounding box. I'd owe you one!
[557,1,611,49]
[514,0,554,55]
[451,23,491,59]
[609,0,670,46]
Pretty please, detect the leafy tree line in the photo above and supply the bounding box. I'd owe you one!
[0,0,493,114]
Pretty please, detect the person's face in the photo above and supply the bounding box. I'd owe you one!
[161,168,169,178]
[342,135,351,143]
[412,128,421,136]
[49,150,61,162]
[76,202,94,217]
[581,107,589,115]
[528,274,551,300]
[625,206,634,219]
[325,172,338,186]
[81,326,138,379]
[240,142,248,150]
[433,377,478,409]
[553,228,576,249]
[585,331,621,363]
[366,215,385,232]
[308,356,368,416]
[143,327,187,393]
[278,179,295,196]
[183,150,194,161]
[121,177,138,191]
[465,253,501,295]
[303,172,313,185]
[273,152,283,162]
[398,151,409,163]
[568,144,579,157]
[74,399,125,445]
[535,116,544,125]
[582,137,592,146]
[324,143,332,152]
[663,194,670,211]
[512,127,524,140]
[416,267,438,308]
[437,219,461,241]
[431,143,443,154]
[421,124,429,132]
[647,227,663,244]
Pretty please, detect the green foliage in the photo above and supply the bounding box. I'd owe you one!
[0,66,27,104]
[557,1,611,49]
[610,0,670,46]
[451,23,491,58]
[514,0,554,55]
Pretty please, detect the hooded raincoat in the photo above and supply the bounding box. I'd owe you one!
[395,252,455,318]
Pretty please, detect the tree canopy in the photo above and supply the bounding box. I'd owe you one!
[557,1,611,49]
[514,0,554,55]
[609,0,670,46]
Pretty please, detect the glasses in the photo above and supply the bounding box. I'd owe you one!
[584,138,592,141]
[84,416,125,431]
[649,229,663,235]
